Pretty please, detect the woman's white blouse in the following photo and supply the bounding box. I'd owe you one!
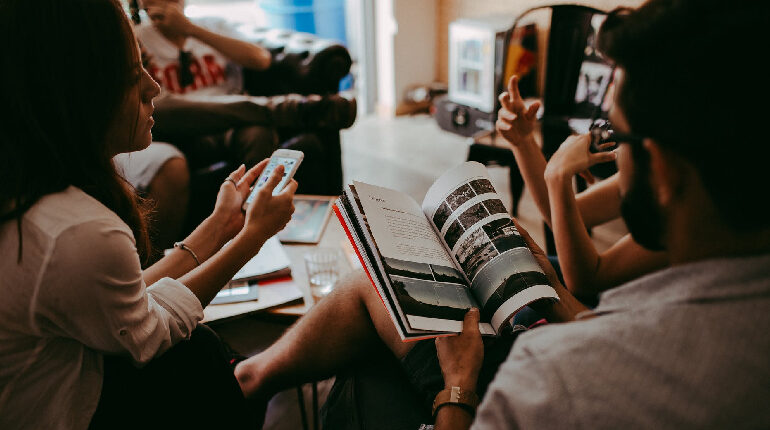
[0,187,204,430]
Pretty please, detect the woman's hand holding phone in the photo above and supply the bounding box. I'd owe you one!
[175,160,296,306]
[209,161,266,244]
[240,162,297,247]
[206,158,296,250]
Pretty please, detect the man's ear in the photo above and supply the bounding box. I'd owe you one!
[643,139,687,207]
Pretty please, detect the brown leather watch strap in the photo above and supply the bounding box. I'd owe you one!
[432,386,480,417]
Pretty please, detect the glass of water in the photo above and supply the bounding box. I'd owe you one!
[304,248,340,299]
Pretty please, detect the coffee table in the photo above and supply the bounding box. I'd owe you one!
[203,209,356,323]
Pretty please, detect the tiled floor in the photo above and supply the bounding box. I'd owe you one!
[213,113,627,429]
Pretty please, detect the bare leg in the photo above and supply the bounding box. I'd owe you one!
[235,270,414,399]
[145,157,190,262]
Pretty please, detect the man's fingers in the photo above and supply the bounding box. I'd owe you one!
[596,142,617,151]
[496,119,512,132]
[498,92,512,110]
[463,308,481,334]
[525,101,540,120]
[508,75,520,99]
[593,151,618,165]
[498,108,517,122]
[579,171,596,184]
[511,217,543,256]
[564,134,592,152]
[562,134,582,147]
[512,75,524,101]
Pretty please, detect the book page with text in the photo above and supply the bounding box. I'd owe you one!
[356,181,455,267]
[353,181,495,335]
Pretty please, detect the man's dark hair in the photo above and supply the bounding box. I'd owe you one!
[0,0,152,261]
[597,0,770,231]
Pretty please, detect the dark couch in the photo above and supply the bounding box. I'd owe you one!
[176,27,355,235]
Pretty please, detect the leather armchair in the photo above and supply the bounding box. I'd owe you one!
[239,27,353,97]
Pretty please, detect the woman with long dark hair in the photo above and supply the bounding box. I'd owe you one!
[0,0,295,428]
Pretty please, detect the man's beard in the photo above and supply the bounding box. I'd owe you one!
[620,161,666,251]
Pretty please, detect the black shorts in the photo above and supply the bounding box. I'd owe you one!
[322,324,530,430]
[401,325,529,412]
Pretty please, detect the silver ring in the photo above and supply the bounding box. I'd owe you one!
[224,177,237,187]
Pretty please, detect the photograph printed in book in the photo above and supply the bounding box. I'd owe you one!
[385,258,474,321]
[432,181,550,322]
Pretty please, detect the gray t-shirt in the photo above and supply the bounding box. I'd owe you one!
[472,254,770,429]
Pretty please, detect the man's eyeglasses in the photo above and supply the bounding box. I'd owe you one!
[589,119,644,152]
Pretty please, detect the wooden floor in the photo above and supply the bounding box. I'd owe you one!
[212,113,627,429]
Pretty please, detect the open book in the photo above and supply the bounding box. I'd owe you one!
[335,161,558,340]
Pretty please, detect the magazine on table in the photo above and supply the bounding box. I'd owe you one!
[210,236,292,305]
[277,195,337,244]
[231,236,291,282]
[334,161,558,340]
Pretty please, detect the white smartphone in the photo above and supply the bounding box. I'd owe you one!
[242,148,303,210]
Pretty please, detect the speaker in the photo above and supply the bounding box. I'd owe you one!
[432,94,496,138]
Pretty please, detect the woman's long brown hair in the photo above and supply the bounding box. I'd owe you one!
[0,0,152,262]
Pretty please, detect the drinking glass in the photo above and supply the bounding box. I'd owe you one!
[304,248,340,299]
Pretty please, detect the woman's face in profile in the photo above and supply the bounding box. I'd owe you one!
[108,53,161,156]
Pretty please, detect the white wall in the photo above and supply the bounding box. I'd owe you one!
[375,0,437,114]
[347,0,377,115]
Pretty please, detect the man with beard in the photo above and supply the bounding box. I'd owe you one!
[235,0,770,428]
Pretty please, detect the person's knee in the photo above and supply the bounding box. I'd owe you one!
[335,269,392,326]
[334,269,371,301]
[231,125,278,166]
[149,156,190,194]
[338,269,414,358]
